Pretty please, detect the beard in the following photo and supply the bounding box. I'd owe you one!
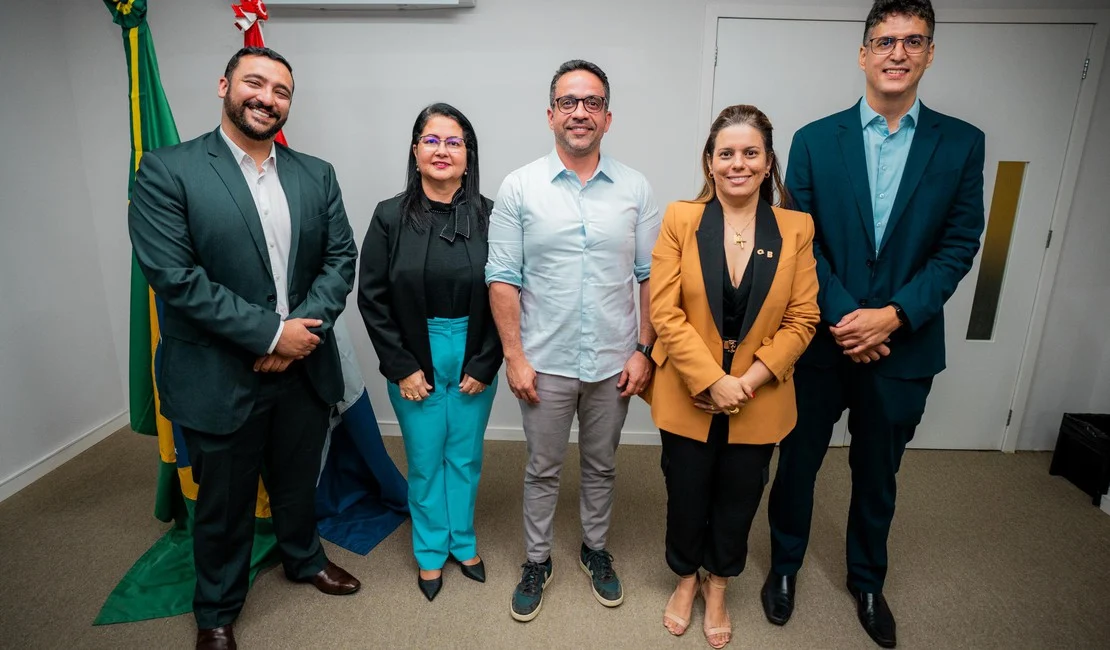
[223,94,287,141]
[554,121,601,157]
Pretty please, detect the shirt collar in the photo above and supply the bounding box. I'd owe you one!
[219,125,277,170]
[545,148,613,184]
[859,97,921,130]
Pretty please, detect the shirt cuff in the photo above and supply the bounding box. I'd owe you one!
[266,320,284,355]
[485,267,522,287]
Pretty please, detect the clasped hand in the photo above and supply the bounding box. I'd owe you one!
[694,375,755,414]
[830,308,900,363]
[254,318,322,373]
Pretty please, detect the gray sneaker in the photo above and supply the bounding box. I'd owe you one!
[579,543,624,607]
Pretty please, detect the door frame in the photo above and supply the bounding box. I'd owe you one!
[697,5,1110,451]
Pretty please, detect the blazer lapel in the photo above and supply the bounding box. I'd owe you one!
[276,145,302,287]
[399,217,430,328]
[737,200,782,342]
[880,104,940,253]
[206,130,273,278]
[837,105,878,252]
[696,199,725,338]
[466,204,488,331]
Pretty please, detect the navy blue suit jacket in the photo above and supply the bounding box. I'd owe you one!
[786,101,985,379]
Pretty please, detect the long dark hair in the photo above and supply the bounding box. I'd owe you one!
[400,103,483,232]
[694,104,791,208]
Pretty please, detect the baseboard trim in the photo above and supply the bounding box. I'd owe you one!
[1102,494,1110,517]
[0,412,129,504]
[377,421,662,446]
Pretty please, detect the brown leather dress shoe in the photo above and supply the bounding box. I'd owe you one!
[303,561,361,595]
[196,624,236,650]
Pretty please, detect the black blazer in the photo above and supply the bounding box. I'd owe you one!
[357,194,502,390]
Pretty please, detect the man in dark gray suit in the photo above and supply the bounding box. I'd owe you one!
[129,47,360,650]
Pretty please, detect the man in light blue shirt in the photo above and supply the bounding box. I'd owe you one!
[765,2,985,647]
[486,59,660,623]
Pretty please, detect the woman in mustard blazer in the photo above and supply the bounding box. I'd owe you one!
[647,104,819,648]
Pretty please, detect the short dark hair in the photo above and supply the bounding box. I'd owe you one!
[223,46,294,83]
[549,59,610,108]
[863,0,935,41]
[400,103,485,233]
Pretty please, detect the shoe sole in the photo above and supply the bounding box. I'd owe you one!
[510,568,553,622]
[579,560,624,607]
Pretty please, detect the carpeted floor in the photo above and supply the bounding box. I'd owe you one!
[1,428,1108,649]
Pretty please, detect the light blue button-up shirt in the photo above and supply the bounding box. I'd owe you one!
[860,97,920,249]
[485,150,660,382]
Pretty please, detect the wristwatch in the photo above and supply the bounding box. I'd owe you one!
[635,342,654,360]
[888,302,909,328]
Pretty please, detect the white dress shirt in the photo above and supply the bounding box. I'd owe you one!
[219,127,292,354]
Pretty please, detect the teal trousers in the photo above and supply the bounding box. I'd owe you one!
[389,317,497,570]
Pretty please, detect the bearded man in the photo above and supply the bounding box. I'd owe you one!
[128,46,361,650]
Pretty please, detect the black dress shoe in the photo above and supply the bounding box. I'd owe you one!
[300,561,361,595]
[455,556,486,583]
[196,624,236,650]
[418,573,443,601]
[848,585,897,648]
[761,572,796,626]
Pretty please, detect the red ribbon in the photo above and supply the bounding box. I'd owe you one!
[232,1,269,32]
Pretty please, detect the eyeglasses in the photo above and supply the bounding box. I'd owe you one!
[552,95,607,114]
[866,34,932,55]
[418,135,466,152]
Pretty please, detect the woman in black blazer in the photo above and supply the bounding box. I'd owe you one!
[358,103,502,601]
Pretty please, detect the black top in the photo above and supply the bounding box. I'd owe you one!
[424,196,472,319]
[723,252,755,340]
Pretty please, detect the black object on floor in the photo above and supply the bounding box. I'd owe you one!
[1049,413,1110,506]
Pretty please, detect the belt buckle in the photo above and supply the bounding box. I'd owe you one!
[723,339,739,353]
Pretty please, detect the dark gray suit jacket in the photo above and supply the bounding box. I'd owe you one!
[128,128,357,433]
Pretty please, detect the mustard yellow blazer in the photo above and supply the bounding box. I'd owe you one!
[645,198,820,444]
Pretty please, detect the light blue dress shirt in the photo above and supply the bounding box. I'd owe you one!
[860,97,920,250]
[485,149,661,382]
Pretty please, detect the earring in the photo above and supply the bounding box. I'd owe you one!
[764,171,770,178]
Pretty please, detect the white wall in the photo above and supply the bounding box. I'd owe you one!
[0,0,126,491]
[12,0,1107,468]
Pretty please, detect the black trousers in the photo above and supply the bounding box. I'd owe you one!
[767,363,933,592]
[182,367,330,629]
[660,415,775,577]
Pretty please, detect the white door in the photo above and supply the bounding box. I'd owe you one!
[712,19,1093,449]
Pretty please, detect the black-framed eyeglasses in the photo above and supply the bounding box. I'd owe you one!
[552,95,607,114]
[418,135,466,152]
[866,34,932,55]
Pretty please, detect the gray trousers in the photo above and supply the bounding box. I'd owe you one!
[520,372,630,562]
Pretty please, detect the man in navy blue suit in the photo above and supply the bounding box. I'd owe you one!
[762,1,985,647]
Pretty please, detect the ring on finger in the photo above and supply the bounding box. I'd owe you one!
[727,406,741,415]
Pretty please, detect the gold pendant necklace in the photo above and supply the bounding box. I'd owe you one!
[726,215,756,249]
